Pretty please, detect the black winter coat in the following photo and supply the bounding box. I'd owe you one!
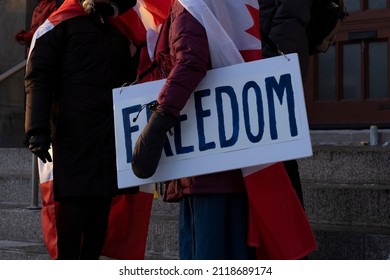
[259,0,312,78]
[25,13,137,200]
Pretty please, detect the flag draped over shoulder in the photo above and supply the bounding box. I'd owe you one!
[178,0,261,68]
[28,0,85,58]
[31,0,174,260]
[179,0,317,259]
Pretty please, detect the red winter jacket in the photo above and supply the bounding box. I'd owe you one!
[140,1,246,196]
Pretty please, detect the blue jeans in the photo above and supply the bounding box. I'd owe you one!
[179,193,256,260]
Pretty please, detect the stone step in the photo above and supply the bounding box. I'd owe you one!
[0,148,31,176]
[303,182,390,228]
[298,146,390,184]
[0,177,32,205]
[309,129,390,147]
[0,203,43,243]
[0,148,40,205]
[0,240,50,260]
[310,223,390,260]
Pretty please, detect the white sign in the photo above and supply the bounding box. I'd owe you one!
[113,53,312,188]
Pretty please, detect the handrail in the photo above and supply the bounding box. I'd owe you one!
[0,60,27,83]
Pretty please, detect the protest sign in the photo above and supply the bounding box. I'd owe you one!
[113,53,312,188]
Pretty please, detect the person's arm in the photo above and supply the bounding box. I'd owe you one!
[157,4,210,118]
[24,23,64,162]
[25,27,63,135]
[131,4,210,179]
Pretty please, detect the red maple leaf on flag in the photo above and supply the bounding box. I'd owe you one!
[245,4,260,40]
[240,3,262,61]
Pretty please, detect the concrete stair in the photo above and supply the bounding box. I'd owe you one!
[0,148,49,259]
[300,146,390,259]
[1,144,390,260]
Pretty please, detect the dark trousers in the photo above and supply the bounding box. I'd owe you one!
[56,197,112,260]
[179,193,257,260]
[283,160,304,208]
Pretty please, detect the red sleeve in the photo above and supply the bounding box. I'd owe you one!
[157,2,210,118]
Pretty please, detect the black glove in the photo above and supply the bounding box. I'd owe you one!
[132,108,177,179]
[26,134,52,163]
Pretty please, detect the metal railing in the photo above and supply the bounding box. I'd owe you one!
[0,60,40,210]
[28,155,40,210]
[0,60,26,83]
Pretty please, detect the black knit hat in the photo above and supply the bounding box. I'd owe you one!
[56,0,64,8]
[94,0,137,16]
[111,0,137,14]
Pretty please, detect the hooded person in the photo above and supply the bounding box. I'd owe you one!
[24,0,138,260]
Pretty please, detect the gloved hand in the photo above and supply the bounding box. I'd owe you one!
[132,108,177,179]
[26,133,52,163]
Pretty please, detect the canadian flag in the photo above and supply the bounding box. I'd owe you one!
[32,0,173,260]
[111,0,175,73]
